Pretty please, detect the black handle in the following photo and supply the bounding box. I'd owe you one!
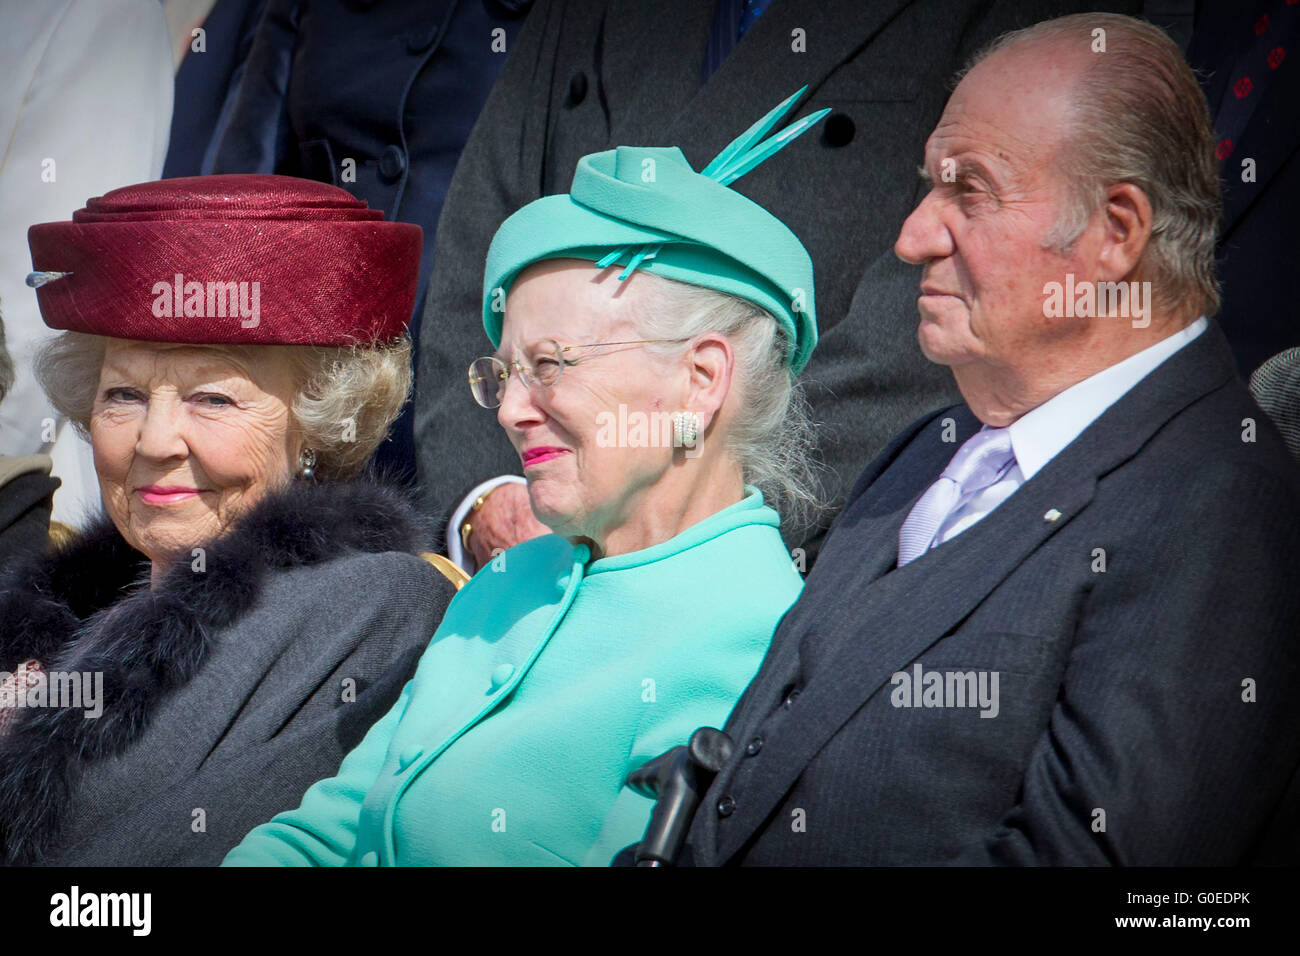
[627,727,734,866]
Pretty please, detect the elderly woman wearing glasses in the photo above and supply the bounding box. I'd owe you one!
[225,91,828,867]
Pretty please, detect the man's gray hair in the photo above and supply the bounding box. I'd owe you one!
[964,13,1221,318]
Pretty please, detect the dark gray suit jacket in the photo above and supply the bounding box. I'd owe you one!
[413,0,1144,555]
[684,322,1300,865]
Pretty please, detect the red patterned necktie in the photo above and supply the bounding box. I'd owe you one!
[1212,0,1298,165]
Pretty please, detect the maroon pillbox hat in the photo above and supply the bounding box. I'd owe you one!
[26,174,422,346]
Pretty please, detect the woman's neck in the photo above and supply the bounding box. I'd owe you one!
[580,459,747,560]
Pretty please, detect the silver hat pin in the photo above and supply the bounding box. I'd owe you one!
[26,271,72,288]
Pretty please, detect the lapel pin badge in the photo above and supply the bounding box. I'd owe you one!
[1043,508,1062,523]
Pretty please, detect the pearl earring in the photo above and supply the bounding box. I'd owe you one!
[672,411,700,449]
[298,448,317,481]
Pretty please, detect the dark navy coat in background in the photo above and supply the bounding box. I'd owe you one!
[1185,2,1300,378]
[209,0,534,480]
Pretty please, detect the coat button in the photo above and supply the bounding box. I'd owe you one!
[717,795,735,817]
[567,71,588,105]
[821,112,855,148]
[406,25,438,53]
[398,746,423,771]
[783,688,801,710]
[490,663,515,689]
[358,851,379,866]
[745,736,763,756]
[379,144,406,181]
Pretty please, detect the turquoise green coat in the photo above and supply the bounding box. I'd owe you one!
[222,488,802,866]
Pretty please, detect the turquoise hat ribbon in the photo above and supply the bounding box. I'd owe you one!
[482,87,829,373]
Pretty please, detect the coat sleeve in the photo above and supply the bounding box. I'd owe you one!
[207,0,299,176]
[221,678,412,867]
[949,466,1300,865]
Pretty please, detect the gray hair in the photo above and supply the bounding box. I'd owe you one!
[963,13,1221,318]
[0,310,13,406]
[631,275,825,530]
[34,332,411,480]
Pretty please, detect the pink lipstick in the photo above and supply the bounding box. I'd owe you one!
[521,446,568,468]
[138,486,201,505]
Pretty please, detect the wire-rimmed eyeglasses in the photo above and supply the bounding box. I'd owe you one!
[467,337,690,409]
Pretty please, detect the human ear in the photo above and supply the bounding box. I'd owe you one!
[685,333,735,432]
[1096,182,1153,284]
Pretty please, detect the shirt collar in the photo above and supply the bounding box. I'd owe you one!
[1007,316,1208,480]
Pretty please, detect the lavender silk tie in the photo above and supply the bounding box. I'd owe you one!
[897,427,1016,567]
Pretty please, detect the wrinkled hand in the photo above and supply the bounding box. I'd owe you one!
[468,482,550,569]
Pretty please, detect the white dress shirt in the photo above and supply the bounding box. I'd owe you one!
[932,316,1208,547]
[446,474,528,571]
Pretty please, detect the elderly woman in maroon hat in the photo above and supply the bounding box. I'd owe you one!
[0,175,461,866]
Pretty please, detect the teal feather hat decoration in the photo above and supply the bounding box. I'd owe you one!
[481,87,830,373]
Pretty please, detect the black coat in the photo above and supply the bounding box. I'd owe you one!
[684,323,1300,865]
[209,0,535,481]
[0,479,454,866]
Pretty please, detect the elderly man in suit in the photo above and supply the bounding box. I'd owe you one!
[672,12,1300,866]
[414,0,1153,569]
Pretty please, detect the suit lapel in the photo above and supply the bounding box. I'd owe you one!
[713,467,1097,863]
[688,405,955,861]
[714,321,1240,864]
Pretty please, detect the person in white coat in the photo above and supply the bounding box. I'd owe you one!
[0,0,172,527]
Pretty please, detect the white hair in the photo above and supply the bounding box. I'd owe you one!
[631,274,825,531]
[34,332,412,480]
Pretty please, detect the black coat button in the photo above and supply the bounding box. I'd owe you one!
[407,25,439,54]
[783,688,801,709]
[717,795,736,817]
[568,71,588,105]
[745,736,763,756]
[822,112,856,148]
[379,144,406,181]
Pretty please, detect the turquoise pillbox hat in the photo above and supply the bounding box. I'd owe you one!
[482,88,828,374]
